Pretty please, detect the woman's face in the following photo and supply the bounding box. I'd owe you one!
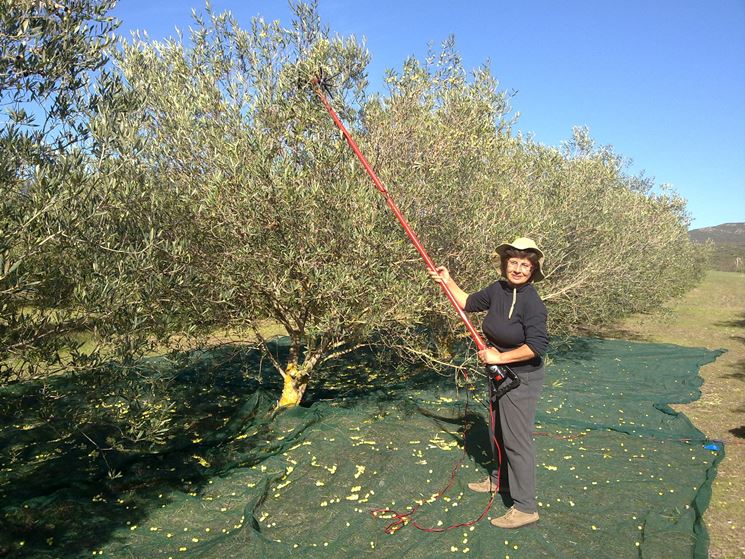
[505,257,534,286]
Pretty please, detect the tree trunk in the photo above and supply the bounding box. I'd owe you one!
[277,362,309,408]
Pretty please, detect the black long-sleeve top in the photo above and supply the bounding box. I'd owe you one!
[465,280,548,373]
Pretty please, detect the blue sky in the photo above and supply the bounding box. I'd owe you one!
[112,0,745,229]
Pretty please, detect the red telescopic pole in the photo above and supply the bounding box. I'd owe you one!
[312,81,521,535]
[311,80,488,352]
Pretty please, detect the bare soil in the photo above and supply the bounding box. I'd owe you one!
[603,271,745,558]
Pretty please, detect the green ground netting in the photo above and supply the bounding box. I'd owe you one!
[0,338,724,559]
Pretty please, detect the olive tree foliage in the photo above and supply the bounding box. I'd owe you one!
[357,42,519,361]
[0,0,123,381]
[362,68,702,345]
[96,3,445,406]
[490,127,701,335]
[98,2,700,406]
[2,0,701,414]
[0,1,181,450]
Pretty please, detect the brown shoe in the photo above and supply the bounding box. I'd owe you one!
[490,507,539,528]
[467,477,495,493]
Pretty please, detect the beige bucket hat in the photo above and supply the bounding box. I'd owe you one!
[495,237,545,282]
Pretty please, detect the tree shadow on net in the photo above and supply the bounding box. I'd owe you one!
[0,339,479,558]
[547,336,614,364]
[0,340,322,559]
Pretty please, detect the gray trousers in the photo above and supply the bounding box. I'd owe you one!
[488,367,544,514]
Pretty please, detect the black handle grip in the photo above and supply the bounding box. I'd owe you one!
[484,363,522,399]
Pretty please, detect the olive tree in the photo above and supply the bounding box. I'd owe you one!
[0,0,121,381]
[95,3,452,407]
[489,127,702,334]
[362,68,702,343]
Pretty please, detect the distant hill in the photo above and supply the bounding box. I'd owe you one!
[689,222,745,245]
[688,222,745,272]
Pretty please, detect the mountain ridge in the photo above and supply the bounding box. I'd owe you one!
[688,222,745,246]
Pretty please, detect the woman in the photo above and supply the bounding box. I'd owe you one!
[430,237,548,529]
